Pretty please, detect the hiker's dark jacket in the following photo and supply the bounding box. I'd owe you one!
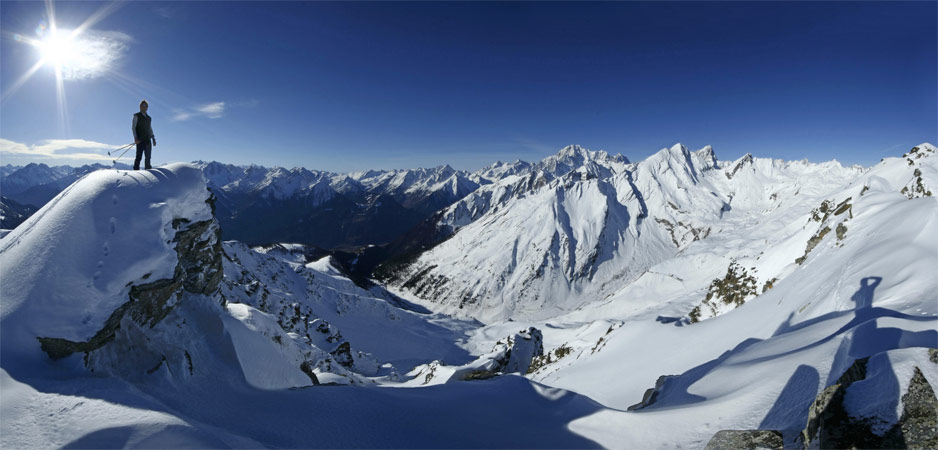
[133,112,154,141]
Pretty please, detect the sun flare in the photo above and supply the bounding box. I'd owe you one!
[1,0,131,137]
[36,30,76,71]
[30,27,124,81]
[2,1,128,101]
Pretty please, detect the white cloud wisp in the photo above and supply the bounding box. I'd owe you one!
[0,138,122,162]
[173,101,226,121]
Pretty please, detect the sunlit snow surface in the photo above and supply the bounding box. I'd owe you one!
[2,144,937,448]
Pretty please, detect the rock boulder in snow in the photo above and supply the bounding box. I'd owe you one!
[802,349,938,449]
[703,430,783,450]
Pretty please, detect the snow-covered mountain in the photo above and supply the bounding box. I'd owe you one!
[381,143,873,322]
[0,196,38,230]
[194,161,486,248]
[1,143,935,449]
[0,162,130,208]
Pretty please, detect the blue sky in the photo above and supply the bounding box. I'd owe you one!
[1,1,935,172]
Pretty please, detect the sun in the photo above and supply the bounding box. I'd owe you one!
[2,0,130,136]
[2,1,127,99]
[32,28,115,81]
[36,29,77,72]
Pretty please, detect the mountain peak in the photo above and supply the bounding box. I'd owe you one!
[907,143,937,158]
[694,145,719,171]
[647,143,693,163]
[557,144,588,158]
[669,143,689,154]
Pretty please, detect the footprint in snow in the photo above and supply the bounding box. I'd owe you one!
[103,242,109,257]
[96,260,104,269]
[109,217,117,234]
[112,194,118,205]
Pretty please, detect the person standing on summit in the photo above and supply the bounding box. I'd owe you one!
[132,100,156,170]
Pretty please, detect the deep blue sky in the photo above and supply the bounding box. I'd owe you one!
[1,1,935,172]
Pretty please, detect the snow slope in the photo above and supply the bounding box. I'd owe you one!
[461,144,938,447]
[0,164,213,364]
[0,163,613,449]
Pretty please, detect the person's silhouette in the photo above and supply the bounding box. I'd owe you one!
[132,100,156,170]
[851,276,881,310]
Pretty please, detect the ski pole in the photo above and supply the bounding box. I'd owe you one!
[107,142,134,156]
[111,144,136,164]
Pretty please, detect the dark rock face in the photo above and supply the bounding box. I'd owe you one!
[689,261,758,323]
[801,357,882,449]
[331,342,354,368]
[627,375,673,411]
[38,218,223,360]
[704,430,783,450]
[881,367,938,449]
[482,327,544,374]
[458,327,544,382]
[802,353,938,449]
[702,351,938,450]
[299,360,321,386]
[173,219,224,295]
[500,327,544,374]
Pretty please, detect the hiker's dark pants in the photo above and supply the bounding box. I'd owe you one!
[134,140,152,170]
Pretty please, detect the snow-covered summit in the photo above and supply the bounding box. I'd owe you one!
[536,144,629,178]
[0,164,216,366]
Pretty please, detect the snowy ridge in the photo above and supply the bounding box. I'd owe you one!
[384,143,868,322]
[0,164,213,362]
[194,160,481,207]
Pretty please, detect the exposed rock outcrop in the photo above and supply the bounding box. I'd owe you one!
[704,430,783,450]
[331,342,354,368]
[461,327,545,380]
[38,217,223,360]
[689,261,759,323]
[412,327,545,385]
[881,367,938,449]
[628,375,674,411]
[498,327,545,374]
[801,357,875,448]
[802,352,938,449]
[527,343,573,374]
